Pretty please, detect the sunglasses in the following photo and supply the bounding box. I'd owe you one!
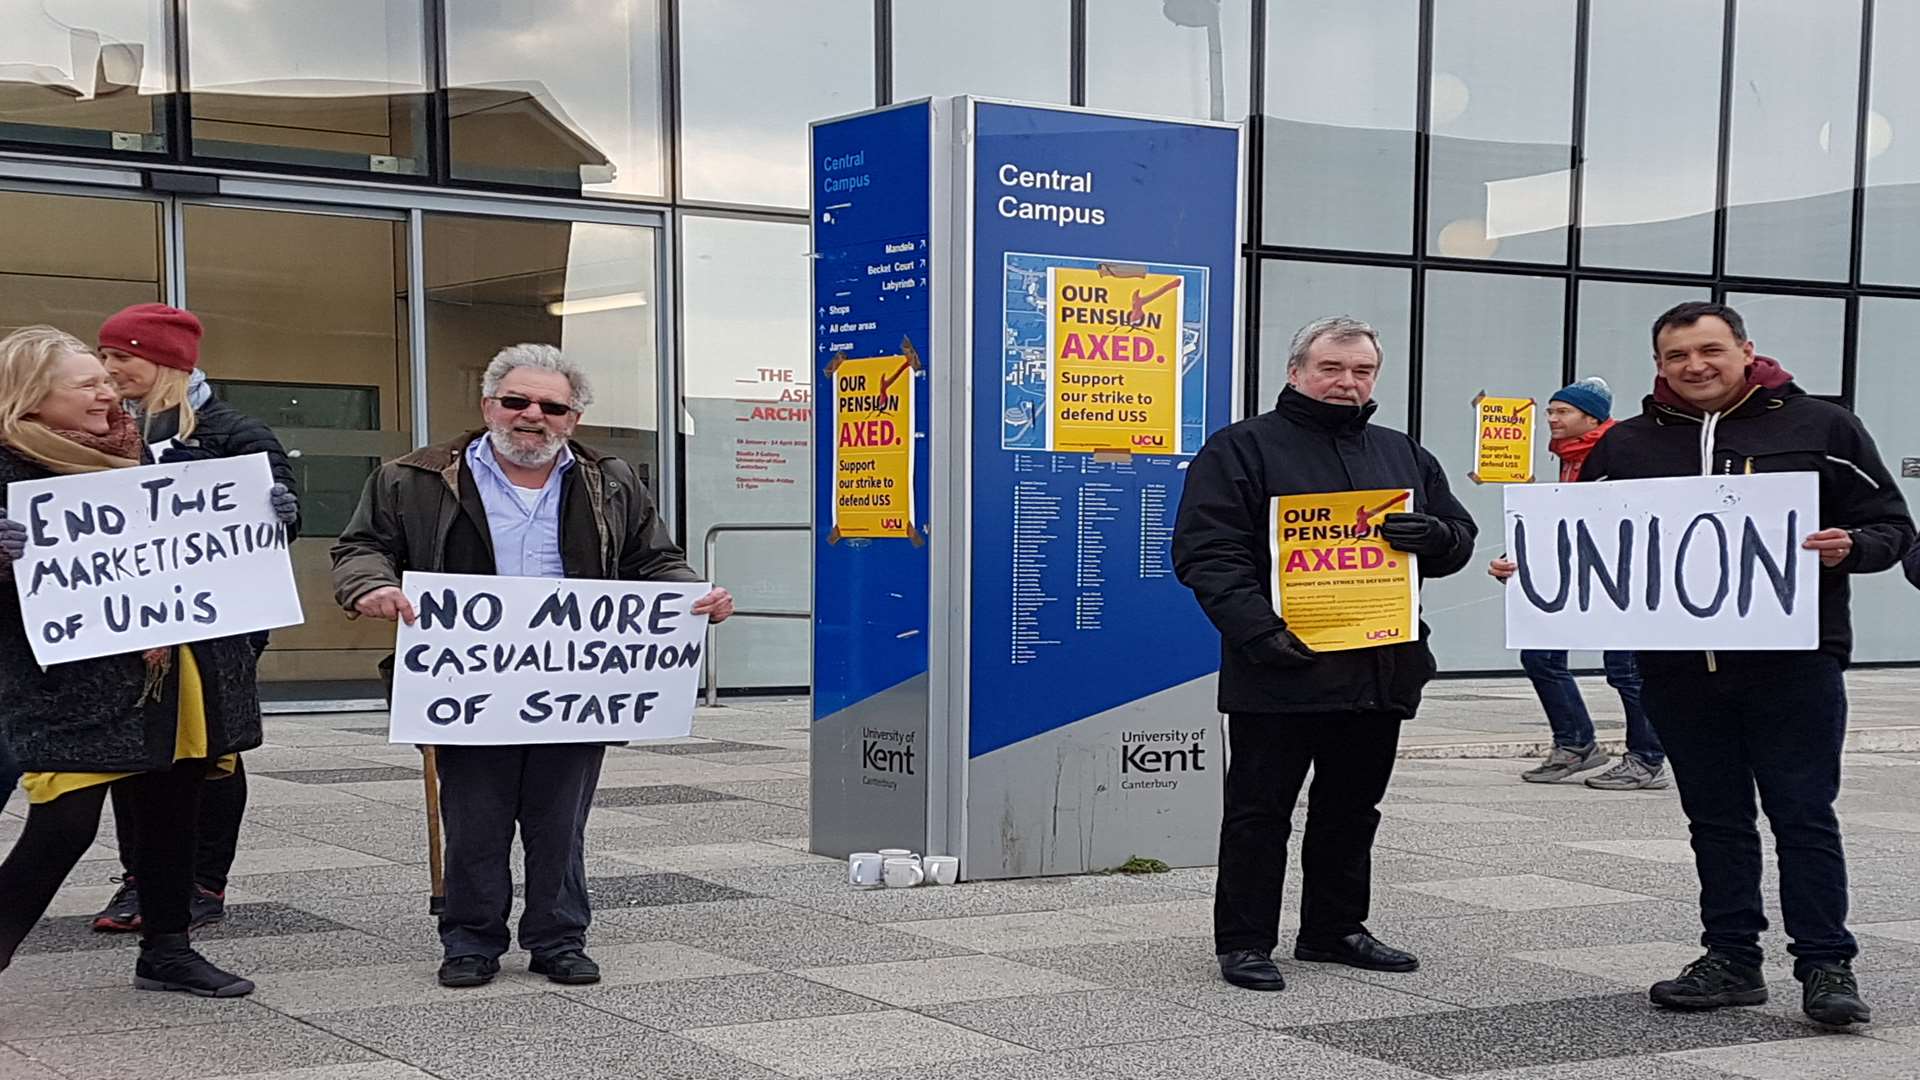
[490,394,574,417]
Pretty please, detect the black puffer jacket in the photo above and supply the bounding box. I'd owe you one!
[1174,389,1479,717]
[145,397,301,540]
[1578,378,1914,670]
[0,445,265,773]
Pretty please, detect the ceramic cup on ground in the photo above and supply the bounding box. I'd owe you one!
[848,852,884,888]
[923,855,960,886]
[876,848,920,868]
[882,856,924,888]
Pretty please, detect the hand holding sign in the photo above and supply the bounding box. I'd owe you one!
[355,585,417,625]
[1803,528,1852,567]
[0,513,25,565]
[690,586,734,623]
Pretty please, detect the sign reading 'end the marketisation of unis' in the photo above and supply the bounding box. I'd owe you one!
[1504,473,1820,651]
[389,572,710,746]
[10,453,301,665]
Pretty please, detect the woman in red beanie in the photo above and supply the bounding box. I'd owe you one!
[90,303,301,936]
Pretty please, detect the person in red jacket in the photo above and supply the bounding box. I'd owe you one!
[1489,378,1667,791]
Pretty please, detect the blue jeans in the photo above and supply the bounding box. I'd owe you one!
[1519,649,1664,768]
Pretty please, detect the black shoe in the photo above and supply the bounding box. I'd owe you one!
[189,886,226,930]
[437,955,500,988]
[1649,952,1769,1011]
[530,950,602,986]
[1216,949,1286,991]
[133,933,254,998]
[1801,962,1872,1026]
[1294,932,1420,973]
[92,876,141,933]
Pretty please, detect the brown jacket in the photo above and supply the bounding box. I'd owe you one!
[330,432,697,615]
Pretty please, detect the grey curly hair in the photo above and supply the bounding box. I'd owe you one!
[481,343,595,411]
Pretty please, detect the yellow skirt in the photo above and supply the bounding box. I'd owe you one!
[21,647,235,805]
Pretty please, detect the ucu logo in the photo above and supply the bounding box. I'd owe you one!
[1364,628,1401,641]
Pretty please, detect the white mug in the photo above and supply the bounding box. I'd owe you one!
[848,852,884,888]
[877,848,920,868]
[882,856,924,888]
[923,855,960,886]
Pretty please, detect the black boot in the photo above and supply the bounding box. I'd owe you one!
[134,933,255,998]
[1801,961,1873,1027]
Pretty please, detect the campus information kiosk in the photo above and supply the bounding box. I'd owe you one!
[810,99,1242,880]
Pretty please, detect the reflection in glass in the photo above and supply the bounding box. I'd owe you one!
[1861,0,1920,285]
[0,0,169,150]
[1263,0,1418,252]
[1427,0,1576,264]
[1724,0,1863,281]
[680,0,871,208]
[1848,299,1920,661]
[186,0,428,173]
[181,206,412,690]
[892,0,1070,104]
[446,0,665,197]
[1722,292,1844,395]
[1258,261,1411,429]
[1580,0,1721,272]
[681,215,811,690]
[0,190,162,339]
[1573,281,1708,419]
[1087,0,1251,122]
[1420,270,1564,670]
[424,214,659,480]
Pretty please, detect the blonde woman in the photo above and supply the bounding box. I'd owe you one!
[89,304,298,935]
[0,326,262,997]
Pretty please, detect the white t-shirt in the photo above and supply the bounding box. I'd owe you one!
[510,484,545,512]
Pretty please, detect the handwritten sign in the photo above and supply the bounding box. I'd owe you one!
[1270,488,1419,652]
[1471,393,1536,484]
[10,453,300,665]
[1504,474,1819,650]
[1047,265,1181,454]
[388,572,711,746]
[829,350,917,542]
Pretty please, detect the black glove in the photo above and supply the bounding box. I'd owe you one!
[1379,512,1453,558]
[1245,628,1316,668]
[158,441,216,465]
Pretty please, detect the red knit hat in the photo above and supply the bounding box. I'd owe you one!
[98,304,202,372]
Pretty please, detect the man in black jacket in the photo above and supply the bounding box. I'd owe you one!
[1577,301,1914,1027]
[1174,316,1477,992]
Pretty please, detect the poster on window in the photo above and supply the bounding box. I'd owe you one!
[1471,392,1537,484]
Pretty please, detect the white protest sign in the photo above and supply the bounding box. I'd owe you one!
[10,453,301,665]
[1504,473,1820,651]
[388,571,711,746]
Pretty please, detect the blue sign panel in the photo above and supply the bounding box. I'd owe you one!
[968,103,1240,759]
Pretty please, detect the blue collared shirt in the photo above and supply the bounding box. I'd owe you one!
[465,436,575,579]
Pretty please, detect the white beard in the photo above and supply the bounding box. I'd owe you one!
[487,424,563,468]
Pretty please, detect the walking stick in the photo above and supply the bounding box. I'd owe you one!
[421,745,446,915]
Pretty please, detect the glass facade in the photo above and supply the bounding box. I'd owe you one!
[1,0,1917,693]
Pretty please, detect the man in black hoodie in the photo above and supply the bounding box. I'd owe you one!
[1578,301,1914,1027]
[1174,316,1477,993]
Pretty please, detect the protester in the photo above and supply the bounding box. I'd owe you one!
[87,303,299,934]
[1174,316,1478,992]
[330,343,735,989]
[0,735,17,813]
[1487,377,1666,791]
[0,326,266,996]
[1574,301,1914,1026]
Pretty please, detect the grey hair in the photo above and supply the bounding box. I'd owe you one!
[480,343,595,410]
[1287,316,1384,372]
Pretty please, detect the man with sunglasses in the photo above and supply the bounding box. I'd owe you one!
[332,343,734,990]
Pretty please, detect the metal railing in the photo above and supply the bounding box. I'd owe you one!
[703,522,810,707]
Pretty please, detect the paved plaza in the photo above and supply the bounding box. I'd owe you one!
[3,672,1920,1080]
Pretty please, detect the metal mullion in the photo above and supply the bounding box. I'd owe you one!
[1070,0,1087,106]
[1843,0,1876,408]
[656,210,680,531]
[669,209,692,548]
[1563,0,1591,386]
[407,209,429,449]
[1242,0,1267,412]
[1710,0,1737,285]
[875,0,893,106]
[663,0,684,205]
[1407,0,1435,440]
[167,0,192,163]
[425,0,452,186]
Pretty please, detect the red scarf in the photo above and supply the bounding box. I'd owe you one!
[1549,418,1615,482]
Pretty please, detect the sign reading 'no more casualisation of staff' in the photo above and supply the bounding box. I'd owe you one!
[389,572,711,746]
[1504,474,1820,650]
[11,453,301,665]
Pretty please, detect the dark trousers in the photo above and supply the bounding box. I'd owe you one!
[1214,712,1401,955]
[1641,654,1855,977]
[0,763,202,970]
[0,733,17,813]
[435,743,605,962]
[112,755,248,893]
[1521,649,1664,767]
